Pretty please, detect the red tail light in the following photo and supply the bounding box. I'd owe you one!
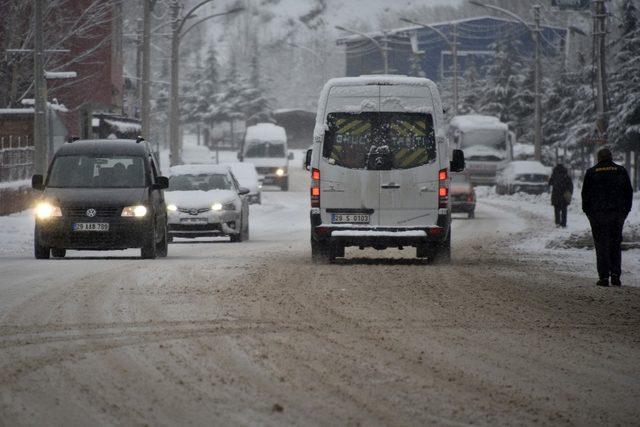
[439,168,448,209]
[467,193,475,202]
[311,168,320,208]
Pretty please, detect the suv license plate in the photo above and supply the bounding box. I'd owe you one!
[73,223,109,232]
[331,213,370,224]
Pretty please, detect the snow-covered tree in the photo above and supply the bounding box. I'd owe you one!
[609,0,640,151]
[459,59,482,115]
[479,40,524,130]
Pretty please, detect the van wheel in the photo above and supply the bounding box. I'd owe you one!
[281,179,289,192]
[157,224,168,257]
[311,239,332,263]
[141,222,157,259]
[430,230,452,264]
[34,230,50,259]
[51,248,66,258]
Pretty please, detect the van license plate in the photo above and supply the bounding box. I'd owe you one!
[73,223,109,232]
[331,213,370,224]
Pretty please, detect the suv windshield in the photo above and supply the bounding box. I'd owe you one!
[245,142,285,158]
[168,173,232,191]
[323,112,436,170]
[47,155,146,188]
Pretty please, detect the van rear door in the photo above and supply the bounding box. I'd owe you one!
[378,85,439,227]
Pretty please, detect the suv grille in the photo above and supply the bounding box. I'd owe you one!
[64,207,120,217]
[255,167,278,175]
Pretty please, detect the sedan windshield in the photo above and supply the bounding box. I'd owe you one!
[47,155,146,188]
[169,173,232,191]
[322,112,436,170]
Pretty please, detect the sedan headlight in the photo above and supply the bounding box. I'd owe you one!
[276,168,285,177]
[35,202,62,220]
[167,204,178,212]
[212,202,236,211]
[122,205,147,217]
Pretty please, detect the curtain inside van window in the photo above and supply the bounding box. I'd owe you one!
[323,112,436,170]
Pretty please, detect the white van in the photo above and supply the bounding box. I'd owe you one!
[240,123,293,191]
[306,76,465,263]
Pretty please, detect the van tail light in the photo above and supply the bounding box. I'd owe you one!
[439,168,448,209]
[467,193,475,202]
[311,168,320,208]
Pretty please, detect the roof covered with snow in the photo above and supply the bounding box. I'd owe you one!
[245,123,287,143]
[506,161,551,175]
[450,115,509,133]
[169,164,231,177]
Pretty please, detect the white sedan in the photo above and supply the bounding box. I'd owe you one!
[166,164,250,242]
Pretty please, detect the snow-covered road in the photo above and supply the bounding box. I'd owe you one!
[1,167,639,425]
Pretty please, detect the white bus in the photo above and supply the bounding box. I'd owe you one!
[448,115,514,185]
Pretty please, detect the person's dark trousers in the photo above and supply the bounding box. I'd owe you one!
[589,215,625,279]
[554,205,567,227]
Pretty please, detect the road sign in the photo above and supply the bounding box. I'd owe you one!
[551,0,591,10]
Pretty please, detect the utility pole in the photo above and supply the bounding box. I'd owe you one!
[141,0,153,140]
[452,23,459,115]
[33,0,47,175]
[593,0,608,155]
[135,18,143,118]
[169,0,181,166]
[533,5,542,162]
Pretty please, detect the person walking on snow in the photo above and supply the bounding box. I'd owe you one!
[582,148,633,287]
[549,164,573,228]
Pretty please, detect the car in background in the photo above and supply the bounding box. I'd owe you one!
[166,164,250,242]
[31,138,169,259]
[496,160,551,195]
[450,172,476,218]
[221,162,262,204]
[239,123,293,191]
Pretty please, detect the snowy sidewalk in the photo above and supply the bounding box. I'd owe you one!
[476,186,640,286]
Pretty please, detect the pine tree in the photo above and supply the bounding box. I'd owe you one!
[609,0,640,151]
[459,59,482,115]
[479,40,524,130]
[511,59,535,141]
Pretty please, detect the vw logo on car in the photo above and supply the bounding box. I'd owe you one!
[86,208,97,217]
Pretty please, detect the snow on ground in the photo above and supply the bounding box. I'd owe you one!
[477,185,640,286]
[0,209,34,256]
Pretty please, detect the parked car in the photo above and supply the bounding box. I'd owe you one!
[239,123,293,191]
[496,161,551,195]
[306,76,465,263]
[450,172,476,218]
[31,138,169,259]
[166,164,250,242]
[221,162,262,204]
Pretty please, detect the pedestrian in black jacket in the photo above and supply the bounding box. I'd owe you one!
[549,164,573,227]
[582,148,634,287]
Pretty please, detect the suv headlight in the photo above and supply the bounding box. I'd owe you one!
[35,202,62,219]
[122,205,147,217]
[276,168,285,177]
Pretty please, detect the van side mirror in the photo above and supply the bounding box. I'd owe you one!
[154,176,169,190]
[32,174,44,191]
[238,187,250,196]
[450,149,465,173]
[304,149,312,171]
[287,152,294,160]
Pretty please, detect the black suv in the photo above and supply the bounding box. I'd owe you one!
[31,139,169,259]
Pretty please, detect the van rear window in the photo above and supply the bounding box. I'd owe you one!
[322,112,436,170]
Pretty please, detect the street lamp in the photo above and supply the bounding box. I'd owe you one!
[399,17,459,115]
[168,2,244,166]
[335,25,390,74]
[469,0,543,162]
